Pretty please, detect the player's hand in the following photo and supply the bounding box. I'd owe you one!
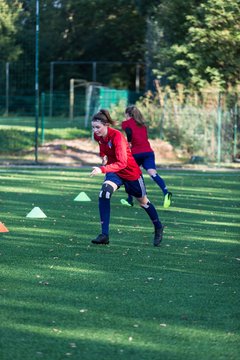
[90,167,102,177]
[102,156,108,165]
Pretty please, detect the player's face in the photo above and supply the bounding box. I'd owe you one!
[92,120,108,137]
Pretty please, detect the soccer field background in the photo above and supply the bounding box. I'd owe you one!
[0,168,239,360]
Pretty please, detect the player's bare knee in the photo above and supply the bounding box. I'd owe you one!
[140,201,151,209]
[99,183,114,199]
[137,196,150,207]
[148,169,156,177]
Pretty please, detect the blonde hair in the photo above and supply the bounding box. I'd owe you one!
[92,109,115,125]
[125,105,145,126]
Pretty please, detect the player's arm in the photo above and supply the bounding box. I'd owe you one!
[90,155,107,176]
[100,134,128,173]
[124,127,132,143]
[121,121,132,144]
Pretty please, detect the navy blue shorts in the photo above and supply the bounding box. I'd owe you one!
[133,152,156,170]
[104,172,147,198]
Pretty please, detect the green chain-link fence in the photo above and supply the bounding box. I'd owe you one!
[0,60,239,165]
[0,91,239,165]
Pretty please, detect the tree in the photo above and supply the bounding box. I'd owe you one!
[0,0,22,61]
[3,0,170,92]
[152,0,240,89]
[179,0,240,88]
[15,0,161,91]
[39,0,147,90]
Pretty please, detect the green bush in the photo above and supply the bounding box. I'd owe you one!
[110,83,238,161]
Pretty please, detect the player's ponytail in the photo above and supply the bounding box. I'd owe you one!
[125,105,145,126]
[92,109,115,125]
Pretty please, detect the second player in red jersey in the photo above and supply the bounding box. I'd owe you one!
[121,105,172,209]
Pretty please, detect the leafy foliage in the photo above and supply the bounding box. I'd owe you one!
[0,0,22,61]
[152,0,240,89]
[1,0,239,91]
[176,0,240,88]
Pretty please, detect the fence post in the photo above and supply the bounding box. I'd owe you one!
[135,64,140,93]
[69,79,74,120]
[5,62,9,116]
[233,103,238,160]
[92,62,97,82]
[160,94,167,139]
[41,92,45,145]
[217,93,222,166]
[34,0,40,164]
[49,61,54,118]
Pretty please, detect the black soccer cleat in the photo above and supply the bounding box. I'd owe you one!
[91,234,109,245]
[153,226,164,247]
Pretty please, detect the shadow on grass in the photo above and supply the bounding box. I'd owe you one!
[0,169,239,360]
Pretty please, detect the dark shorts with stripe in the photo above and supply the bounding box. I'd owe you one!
[133,152,156,170]
[104,172,147,198]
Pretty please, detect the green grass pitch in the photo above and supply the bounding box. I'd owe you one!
[0,168,239,360]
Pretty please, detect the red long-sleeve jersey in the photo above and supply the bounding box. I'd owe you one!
[122,117,153,155]
[94,127,142,181]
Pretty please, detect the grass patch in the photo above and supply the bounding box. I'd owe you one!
[0,115,86,130]
[0,116,91,154]
[0,169,239,360]
[0,129,34,153]
[0,128,91,154]
[45,127,91,141]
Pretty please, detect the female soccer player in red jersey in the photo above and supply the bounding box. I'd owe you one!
[90,109,164,246]
[121,105,172,208]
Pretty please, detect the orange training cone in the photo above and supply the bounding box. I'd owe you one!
[0,222,9,233]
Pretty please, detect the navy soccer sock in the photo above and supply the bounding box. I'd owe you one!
[141,202,162,229]
[99,197,110,235]
[127,194,133,204]
[151,174,168,195]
